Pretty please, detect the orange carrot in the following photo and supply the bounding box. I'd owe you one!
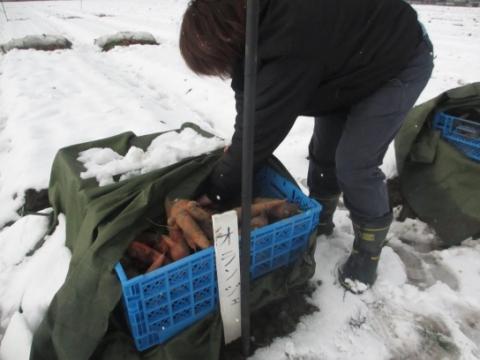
[186,201,214,240]
[153,235,169,254]
[186,201,211,223]
[234,199,286,221]
[253,197,281,204]
[127,241,167,274]
[170,224,196,250]
[250,212,269,229]
[162,234,190,261]
[253,197,301,220]
[166,199,191,220]
[267,202,301,220]
[127,241,159,265]
[175,209,211,249]
[146,252,166,272]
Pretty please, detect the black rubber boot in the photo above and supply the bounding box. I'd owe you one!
[338,214,393,293]
[311,194,340,236]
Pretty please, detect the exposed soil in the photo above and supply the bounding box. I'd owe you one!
[222,281,320,359]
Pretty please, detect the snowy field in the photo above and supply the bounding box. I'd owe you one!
[0,1,479,359]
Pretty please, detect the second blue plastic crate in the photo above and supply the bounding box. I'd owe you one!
[433,111,480,161]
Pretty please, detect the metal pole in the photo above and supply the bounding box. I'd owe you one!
[241,0,259,357]
[1,0,9,22]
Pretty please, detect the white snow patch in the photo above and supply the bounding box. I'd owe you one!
[0,215,70,346]
[343,278,369,294]
[77,127,224,186]
[0,213,50,268]
[0,312,32,360]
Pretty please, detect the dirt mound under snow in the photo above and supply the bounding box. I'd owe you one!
[94,31,158,52]
[0,34,72,53]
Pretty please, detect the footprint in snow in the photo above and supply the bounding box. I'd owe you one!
[389,242,459,291]
[408,315,460,360]
[364,301,461,360]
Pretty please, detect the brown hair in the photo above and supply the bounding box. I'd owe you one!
[179,0,246,78]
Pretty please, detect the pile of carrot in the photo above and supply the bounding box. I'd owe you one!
[120,197,301,278]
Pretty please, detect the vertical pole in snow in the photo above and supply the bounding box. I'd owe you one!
[1,0,9,22]
[241,0,259,357]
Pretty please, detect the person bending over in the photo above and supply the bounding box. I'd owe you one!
[179,0,433,293]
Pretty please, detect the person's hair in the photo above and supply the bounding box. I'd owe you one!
[179,0,246,78]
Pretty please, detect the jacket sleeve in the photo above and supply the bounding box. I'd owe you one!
[206,57,318,203]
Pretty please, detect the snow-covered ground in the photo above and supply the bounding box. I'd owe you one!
[0,1,479,359]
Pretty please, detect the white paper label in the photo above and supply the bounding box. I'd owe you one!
[212,210,242,344]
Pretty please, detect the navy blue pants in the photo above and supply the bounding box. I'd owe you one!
[308,37,434,224]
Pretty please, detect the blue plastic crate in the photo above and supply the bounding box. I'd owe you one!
[115,166,321,351]
[433,111,480,161]
[250,167,322,278]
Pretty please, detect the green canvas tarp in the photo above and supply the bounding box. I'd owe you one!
[395,82,480,246]
[30,124,316,360]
